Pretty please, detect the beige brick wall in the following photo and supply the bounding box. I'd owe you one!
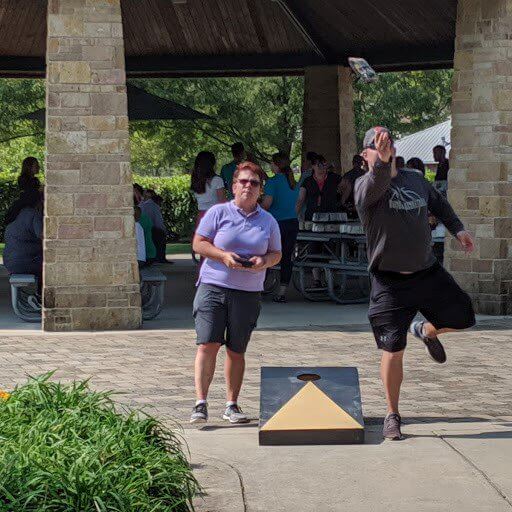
[302,66,357,172]
[447,0,512,315]
[44,0,141,331]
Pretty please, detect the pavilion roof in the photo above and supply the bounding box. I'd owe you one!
[0,0,457,77]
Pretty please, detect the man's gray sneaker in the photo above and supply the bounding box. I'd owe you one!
[223,404,250,424]
[409,320,447,364]
[190,402,208,424]
[383,412,403,440]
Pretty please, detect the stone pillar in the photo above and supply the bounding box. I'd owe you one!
[302,65,357,172]
[447,0,512,315]
[44,0,141,331]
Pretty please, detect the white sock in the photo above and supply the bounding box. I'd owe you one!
[196,399,207,406]
[226,401,237,407]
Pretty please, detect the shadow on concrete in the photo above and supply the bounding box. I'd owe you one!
[365,415,506,425]
[199,423,259,432]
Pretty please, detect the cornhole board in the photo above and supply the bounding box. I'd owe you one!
[259,367,364,445]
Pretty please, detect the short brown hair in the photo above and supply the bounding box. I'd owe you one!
[233,161,266,185]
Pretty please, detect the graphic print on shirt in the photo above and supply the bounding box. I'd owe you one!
[388,185,427,215]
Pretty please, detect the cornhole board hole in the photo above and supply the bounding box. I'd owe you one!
[259,367,364,445]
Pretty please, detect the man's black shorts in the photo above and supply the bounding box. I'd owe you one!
[368,263,475,352]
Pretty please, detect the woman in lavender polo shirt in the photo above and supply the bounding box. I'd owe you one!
[190,162,282,425]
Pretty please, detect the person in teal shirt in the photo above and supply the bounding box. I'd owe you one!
[220,142,246,199]
[138,209,157,262]
[262,152,300,303]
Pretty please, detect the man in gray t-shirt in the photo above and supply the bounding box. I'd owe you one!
[354,127,476,441]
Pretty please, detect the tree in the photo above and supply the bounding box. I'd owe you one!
[129,76,304,174]
[354,70,453,145]
[0,79,45,173]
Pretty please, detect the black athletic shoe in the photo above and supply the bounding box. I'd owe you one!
[409,321,447,364]
[383,413,403,440]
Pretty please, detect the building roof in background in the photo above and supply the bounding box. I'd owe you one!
[0,0,457,77]
[394,118,451,165]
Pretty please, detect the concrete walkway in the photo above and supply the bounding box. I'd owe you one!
[190,419,512,512]
[0,258,511,511]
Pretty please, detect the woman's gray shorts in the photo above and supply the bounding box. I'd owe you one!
[193,283,262,353]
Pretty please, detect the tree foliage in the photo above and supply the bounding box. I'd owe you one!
[0,70,453,177]
[354,70,453,144]
[0,79,45,173]
[129,76,304,174]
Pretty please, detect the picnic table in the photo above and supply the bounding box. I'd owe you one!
[293,230,369,304]
[264,224,370,304]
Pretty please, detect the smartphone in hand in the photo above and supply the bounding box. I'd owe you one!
[235,257,254,268]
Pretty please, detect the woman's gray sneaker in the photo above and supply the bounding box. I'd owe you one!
[223,404,250,424]
[190,402,208,424]
[409,321,447,364]
[383,412,403,440]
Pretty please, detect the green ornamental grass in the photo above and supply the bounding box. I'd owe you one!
[0,373,198,511]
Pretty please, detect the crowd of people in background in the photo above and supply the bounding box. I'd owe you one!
[184,140,452,303]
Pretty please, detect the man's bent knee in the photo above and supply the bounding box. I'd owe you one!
[226,347,245,358]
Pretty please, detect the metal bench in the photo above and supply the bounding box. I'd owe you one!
[9,269,166,323]
[9,274,41,322]
[139,267,167,320]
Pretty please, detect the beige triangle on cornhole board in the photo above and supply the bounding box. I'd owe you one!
[261,381,363,431]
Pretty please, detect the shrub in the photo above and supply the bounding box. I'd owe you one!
[0,373,198,511]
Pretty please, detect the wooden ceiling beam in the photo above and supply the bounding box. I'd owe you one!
[272,0,333,63]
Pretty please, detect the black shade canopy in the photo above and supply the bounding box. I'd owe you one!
[23,84,211,122]
[0,0,457,77]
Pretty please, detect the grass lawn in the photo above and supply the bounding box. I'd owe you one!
[0,242,191,258]
[166,242,191,255]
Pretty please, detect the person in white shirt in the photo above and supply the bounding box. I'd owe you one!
[134,206,147,268]
[191,151,226,224]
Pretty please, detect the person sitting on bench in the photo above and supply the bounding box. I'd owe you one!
[3,189,43,295]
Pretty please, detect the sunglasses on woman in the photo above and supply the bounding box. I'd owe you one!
[237,178,261,187]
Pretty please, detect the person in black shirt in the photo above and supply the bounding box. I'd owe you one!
[433,145,449,181]
[296,154,343,288]
[296,154,342,221]
[355,127,475,441]
[340,154,366,219]
[406,157,426,176]
[395,156,405,170]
